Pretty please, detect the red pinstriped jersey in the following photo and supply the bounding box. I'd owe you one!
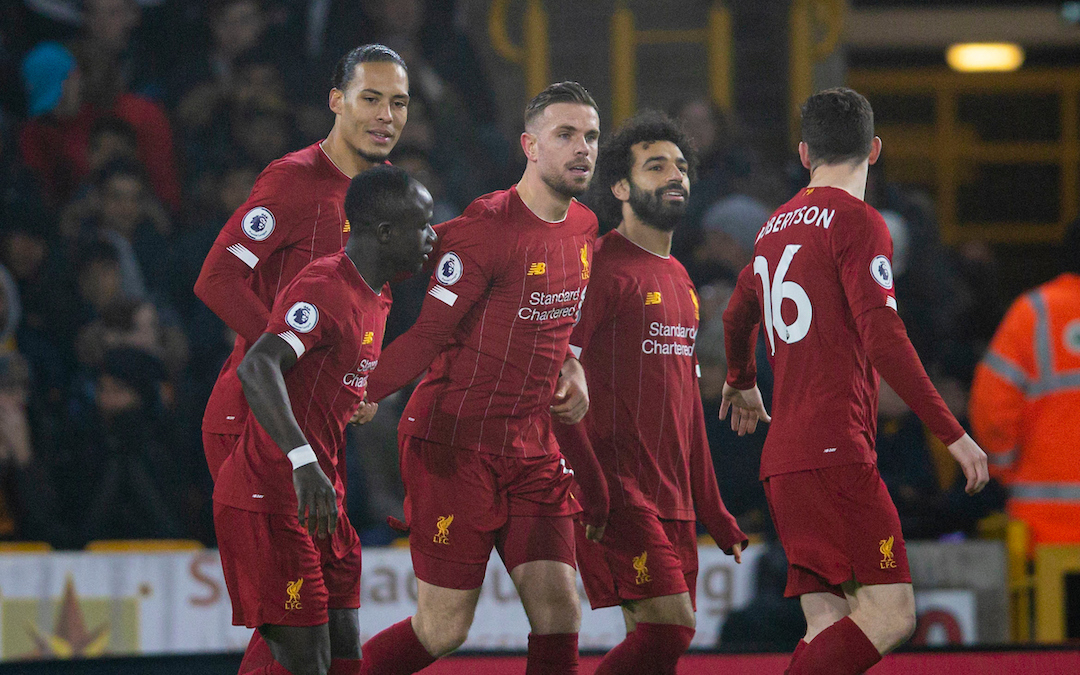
[202,142,350,434]
[375,186,597,456]
[569,230,710,520]
[214,253,391,514]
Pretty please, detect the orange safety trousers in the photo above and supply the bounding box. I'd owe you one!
[970,273,1080,547]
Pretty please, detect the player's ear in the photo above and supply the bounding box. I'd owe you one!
[375,221,393,243]
[329,87,345,116]
[520,131,538,162]
[798,142,812,171]
[868,136,882,165]
[611,178,630,202]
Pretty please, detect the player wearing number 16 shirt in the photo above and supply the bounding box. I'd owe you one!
[720,88,989,675]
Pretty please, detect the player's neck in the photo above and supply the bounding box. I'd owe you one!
[806,161,869,201]
[617,217,672,257]
[321,131,378,179]
[515,171,573,222]
[345,238,388,293]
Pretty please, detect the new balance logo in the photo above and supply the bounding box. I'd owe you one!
[362,331,374,345]
[527,262,546,275]
[645,291,662,305]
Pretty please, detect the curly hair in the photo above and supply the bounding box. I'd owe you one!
[587,110,698,228]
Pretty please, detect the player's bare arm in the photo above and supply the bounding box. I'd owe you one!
[719,382,771,436]
[238,334,338,539]
[947,434,989,495]
[551,356,590,424]
[349,398,378,425]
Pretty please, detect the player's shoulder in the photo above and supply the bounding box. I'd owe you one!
[568,198,600,232]
[434,190,508,243]
[258,143,324,183]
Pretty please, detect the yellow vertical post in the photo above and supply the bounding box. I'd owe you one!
[789,0,812,145]
[706,2,733,112]
[1006,519,1032,642]
[523,0,550,97]
[611,2,637,126]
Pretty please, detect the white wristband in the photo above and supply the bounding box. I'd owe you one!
[287,444,318,470]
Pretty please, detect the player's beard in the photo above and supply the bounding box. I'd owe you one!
[542,165,590,199]
[358,147,391,164]
[628,180,687,231]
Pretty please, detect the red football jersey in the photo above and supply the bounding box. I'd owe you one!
[569,231,740,538]
[214,252,391,514]
[732,187,899,478]
[201,142,351,435]
[367,186,598,456]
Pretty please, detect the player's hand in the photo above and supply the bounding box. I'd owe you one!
[585,523,606,542]
[718,383,771,436]
[728,541,743,564]
[349,399,378,425]
[946,433,989,495]
[293,463,338,539]
[551,357,589,424]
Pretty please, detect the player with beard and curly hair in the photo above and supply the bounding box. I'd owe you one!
[553,111,747,674]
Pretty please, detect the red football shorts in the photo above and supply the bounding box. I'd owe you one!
[203,431,239,482]
[400,434,580,590]
[215,503,361,628]
[576,507,698,610]
[763,462,911,598]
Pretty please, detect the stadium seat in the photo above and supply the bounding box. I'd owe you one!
[85,539,204,552]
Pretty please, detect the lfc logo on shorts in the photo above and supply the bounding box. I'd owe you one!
[879,536,897,569]
[633,551,651,585]
[434,514,454,545]
[285,578,304,610]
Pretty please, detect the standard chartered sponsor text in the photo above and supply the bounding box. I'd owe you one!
[642,321,697,356]
[518,288,582,321]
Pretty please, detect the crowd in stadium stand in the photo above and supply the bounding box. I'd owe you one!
[0,0,1006,557]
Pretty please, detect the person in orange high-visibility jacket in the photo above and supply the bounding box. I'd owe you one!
[969,221,1080,547]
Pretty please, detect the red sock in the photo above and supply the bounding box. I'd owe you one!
[238,630,273,673]
[526,632,579,675]
[594,623,694,675]
[358,618,436,675]
[788,617,881,675]
[241,660,293,674]
[784,639,809,674]
[328,658,363,674]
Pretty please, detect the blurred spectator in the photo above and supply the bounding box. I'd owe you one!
[18,40,181,211]
[65,158,170,296]
[969,218,1080,549]
[72,346,185,543]
[693,192,771,286]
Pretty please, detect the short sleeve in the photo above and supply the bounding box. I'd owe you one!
[833,204,897,319]
[264,275,337,359]
[213,165,307,272]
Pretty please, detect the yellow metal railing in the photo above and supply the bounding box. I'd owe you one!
[789,0,846,143]
[1034,543,1080,642]
[848,68,1080,245]
[488,0,550,98]
[610,1,733,125]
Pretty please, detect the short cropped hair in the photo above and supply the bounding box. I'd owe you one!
[332,44,407,91]
[344,164,415,232]
[800,87,874,166]
[589,111,698,226]
[524,81,598,129]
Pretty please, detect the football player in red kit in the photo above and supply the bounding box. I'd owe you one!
[721,88,989,674]
[215,165,435,675]
[195,44,410,482]
[554,111,748,675]
[357,82,600,675]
